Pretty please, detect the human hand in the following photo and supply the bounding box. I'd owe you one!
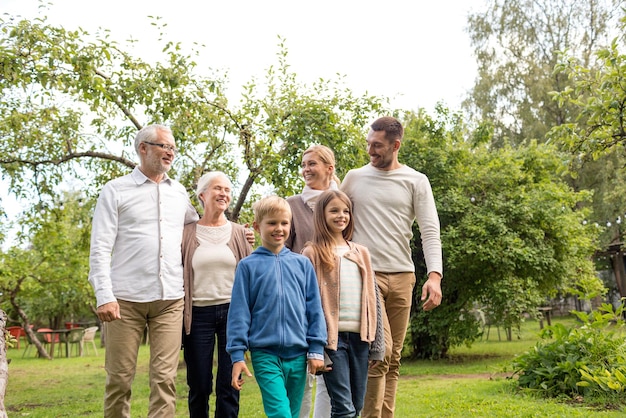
[244,224,255,245]
[96,301,122,322]
[308,358,327,375]
[231,361,252,390]
[421,272,442,311]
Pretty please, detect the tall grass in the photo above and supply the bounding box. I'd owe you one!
[5,315,624,417]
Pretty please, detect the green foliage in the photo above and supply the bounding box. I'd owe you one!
[575,304,626,403]
[400,107,602,359]
[465,0,622,145]
[231,37,382,215]
[0,10,614,360]
[550,20,626,160]
[0,16,383,223]
[579,363,626,398]
[0,192,94,327]
[0,13,384,329]
[548,14,626,248]
[512,303,626,407]
[4,330,17,348]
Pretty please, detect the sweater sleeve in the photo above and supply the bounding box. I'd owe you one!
[304,259,327,355]
[369,277,385,361]
[413,174,443,277]
[226,262,252,363]
[229,222,253,261]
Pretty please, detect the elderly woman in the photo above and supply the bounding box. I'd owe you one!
[285,144,339,418]
[182,171,253,418]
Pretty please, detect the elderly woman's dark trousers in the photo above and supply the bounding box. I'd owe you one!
[184,304,239,418]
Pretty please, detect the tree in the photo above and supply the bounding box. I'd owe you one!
[0,192,93,357]
[0,10,607,362]
[465,0,623,145]
[0,12,382,366]
[399,107,602,359]
[464,0,626,325]
[550,18,626,160]
[0,310,8,417]
[0,16,382,224]
[549,14,626,296]
[0,247,51,359]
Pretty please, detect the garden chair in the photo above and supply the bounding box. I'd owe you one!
[6,326,26,349]
[36,328,58,344]
[22,330,50,358]
[81,326,99,356]
[483,314,502,341]
[58,327,85,357]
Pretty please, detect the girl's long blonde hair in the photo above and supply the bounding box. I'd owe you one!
[309,190,354,272]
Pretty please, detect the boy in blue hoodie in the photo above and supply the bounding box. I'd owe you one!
[227,195,328,418]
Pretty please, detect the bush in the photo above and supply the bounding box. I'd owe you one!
[511,303,626,408]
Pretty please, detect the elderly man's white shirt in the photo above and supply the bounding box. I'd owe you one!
[88,167,199,307]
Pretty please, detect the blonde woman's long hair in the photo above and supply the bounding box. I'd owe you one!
[309,190,354,272]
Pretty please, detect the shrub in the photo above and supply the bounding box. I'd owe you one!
[511,302,626,408]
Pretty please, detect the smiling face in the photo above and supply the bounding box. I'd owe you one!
[324,197,350,238]
[313,190,354,245]
[200,176,232,215]
[366,129,400,171]
[301,151,334,190]
[254,209,291,254]
[139,129,176,181]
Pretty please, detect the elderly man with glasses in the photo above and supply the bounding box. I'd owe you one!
[88,124,199,417]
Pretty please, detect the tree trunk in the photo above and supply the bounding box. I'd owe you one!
[14,305,50,360]
[0,310,10,418]
[611,249,626,298]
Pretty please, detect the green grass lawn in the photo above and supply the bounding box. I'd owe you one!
[5,315,624,417]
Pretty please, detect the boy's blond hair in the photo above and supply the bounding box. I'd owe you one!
[253,195,292,223]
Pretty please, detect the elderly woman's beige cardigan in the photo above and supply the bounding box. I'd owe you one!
[181,221,252,335]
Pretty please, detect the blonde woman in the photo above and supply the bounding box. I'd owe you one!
[285,144,339,418]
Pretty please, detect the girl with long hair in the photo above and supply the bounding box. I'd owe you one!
[302,190,384,418]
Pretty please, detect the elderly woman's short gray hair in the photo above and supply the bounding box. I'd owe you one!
[195,171,233,208]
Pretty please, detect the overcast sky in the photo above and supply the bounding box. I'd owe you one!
[1,0,486,240]
[2,0,485,110]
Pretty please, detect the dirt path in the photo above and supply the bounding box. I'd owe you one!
[401,372,514,380]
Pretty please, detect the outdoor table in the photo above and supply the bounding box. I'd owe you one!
[65,321,97,329]
[39,329,73,358]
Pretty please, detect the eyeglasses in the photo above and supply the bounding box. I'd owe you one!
[143,141,177,154]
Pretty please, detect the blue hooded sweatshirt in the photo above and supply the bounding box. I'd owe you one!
[226,246,327,363]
